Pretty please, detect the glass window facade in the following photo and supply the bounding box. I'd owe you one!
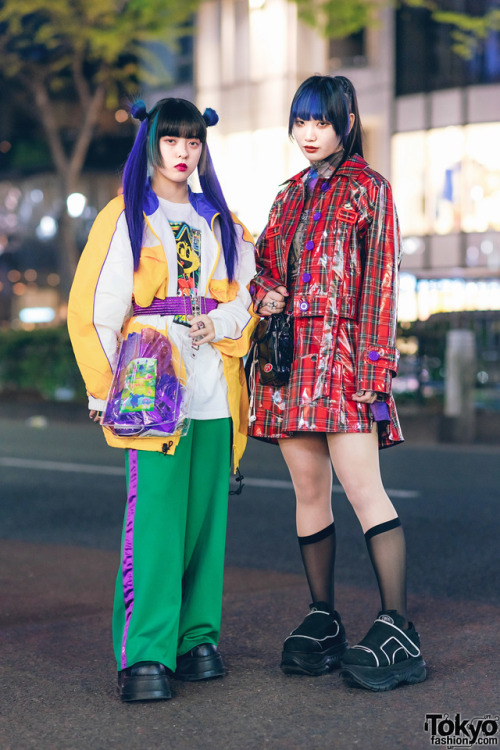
[329,31,367,68]
[399,274,500,322]
[396,1,500,95]
[392,123,500,236]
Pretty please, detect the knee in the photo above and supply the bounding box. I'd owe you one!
[343,483,394,518]
[295,483,331,510]
[343,485,373,514]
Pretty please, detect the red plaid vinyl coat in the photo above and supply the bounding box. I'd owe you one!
[248,155,403,449]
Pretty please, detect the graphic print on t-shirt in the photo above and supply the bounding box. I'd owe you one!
[170,220,202,326]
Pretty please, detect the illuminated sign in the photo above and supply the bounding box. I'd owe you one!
[19,307,56,324]
[392,123,500,237]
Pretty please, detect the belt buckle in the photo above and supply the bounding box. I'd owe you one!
[190,291,201,352]
[190,290,201,317]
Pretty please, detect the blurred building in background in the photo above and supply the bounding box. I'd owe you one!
[192,0,500,313]
[1,0,500,409]
[194,0,396,236]
[192,0,500,408]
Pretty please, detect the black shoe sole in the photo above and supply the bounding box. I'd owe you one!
[118,675,172,702]
[340,657,427,692]
[174,653,225,682]
[280,642,348,676]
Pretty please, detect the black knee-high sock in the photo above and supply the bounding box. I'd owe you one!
[298,522,336,611]
[365,518,407,620]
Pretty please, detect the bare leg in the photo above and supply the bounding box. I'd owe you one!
[326,428,396,533]
[279,434,336,608]
[327,429,407,619]
[279,433,333,535]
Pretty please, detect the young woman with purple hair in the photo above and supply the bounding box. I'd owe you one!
[248,75,426,691]
[68,98,257,701]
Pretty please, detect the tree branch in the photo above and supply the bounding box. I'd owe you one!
[30,73,69,178]
[67,82,107,185]
[72,48,91,110]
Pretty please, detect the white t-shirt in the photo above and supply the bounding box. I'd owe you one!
[157,196,230,421]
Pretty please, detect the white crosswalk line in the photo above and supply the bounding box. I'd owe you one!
[0,457,419,497]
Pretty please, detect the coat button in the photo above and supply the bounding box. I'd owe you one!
[368,351,380,361]
[313,212,321,221]
[305,240,314,250]
[321,183,329,192]
[302,272,311,283]
[299,301,309,312]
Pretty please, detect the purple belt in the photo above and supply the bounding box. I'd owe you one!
[132,296,218,316]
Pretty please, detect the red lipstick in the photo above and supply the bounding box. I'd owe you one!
[175,163,187,172]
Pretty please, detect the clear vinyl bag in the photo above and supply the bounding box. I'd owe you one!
[101,328,192,438]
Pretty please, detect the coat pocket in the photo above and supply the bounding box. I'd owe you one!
[292,294,329,317]
[134,245,169,307]
[208,278,239,303]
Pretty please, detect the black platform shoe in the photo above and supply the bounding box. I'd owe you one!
[174,643,225,681]
[117,661,172,702]
[340,610,427,691]
[280,603,348,676]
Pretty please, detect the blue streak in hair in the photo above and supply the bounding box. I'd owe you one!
[148,111,158,165]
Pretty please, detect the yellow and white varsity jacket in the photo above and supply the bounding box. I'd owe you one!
[67,187,259,469]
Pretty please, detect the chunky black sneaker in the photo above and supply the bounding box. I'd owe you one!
[280,603,348,676]
[340,610,427,691]
[117,661,172,702]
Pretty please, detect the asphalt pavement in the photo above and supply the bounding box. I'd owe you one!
[1,411,499,750]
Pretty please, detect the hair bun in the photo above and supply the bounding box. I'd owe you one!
[202,107,219,127]
[130,100,149,122]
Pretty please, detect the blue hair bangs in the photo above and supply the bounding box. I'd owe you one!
[288,89,332,134]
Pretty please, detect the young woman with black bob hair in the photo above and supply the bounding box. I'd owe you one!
[68,97,257,701]
[248,75,426,691]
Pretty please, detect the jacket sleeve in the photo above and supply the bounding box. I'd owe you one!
[67,202,134,410]
[209,218,260,358]
[356,180,401,395]
[251,193,287,309]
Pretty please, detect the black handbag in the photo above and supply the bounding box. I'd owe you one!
[249,312,294,387]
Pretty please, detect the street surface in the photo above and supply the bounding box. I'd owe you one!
[1,414,499,749]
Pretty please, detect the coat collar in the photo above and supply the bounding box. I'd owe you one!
[285,153,368,187]
[142,181,219,226]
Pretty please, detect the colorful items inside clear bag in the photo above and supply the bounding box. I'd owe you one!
[101,328,192,438]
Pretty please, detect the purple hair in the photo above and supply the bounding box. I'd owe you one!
[123,98,238,280]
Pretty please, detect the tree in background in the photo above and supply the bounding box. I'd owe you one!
[0,0,199,294]
[0,0,498,296]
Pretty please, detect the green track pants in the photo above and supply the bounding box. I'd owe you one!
[112,418,231,671]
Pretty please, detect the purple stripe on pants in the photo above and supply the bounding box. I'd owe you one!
[121,449,138,669]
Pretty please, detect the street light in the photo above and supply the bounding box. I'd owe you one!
[66,192,87,218]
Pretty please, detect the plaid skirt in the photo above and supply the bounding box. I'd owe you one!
[248,317,403,450]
